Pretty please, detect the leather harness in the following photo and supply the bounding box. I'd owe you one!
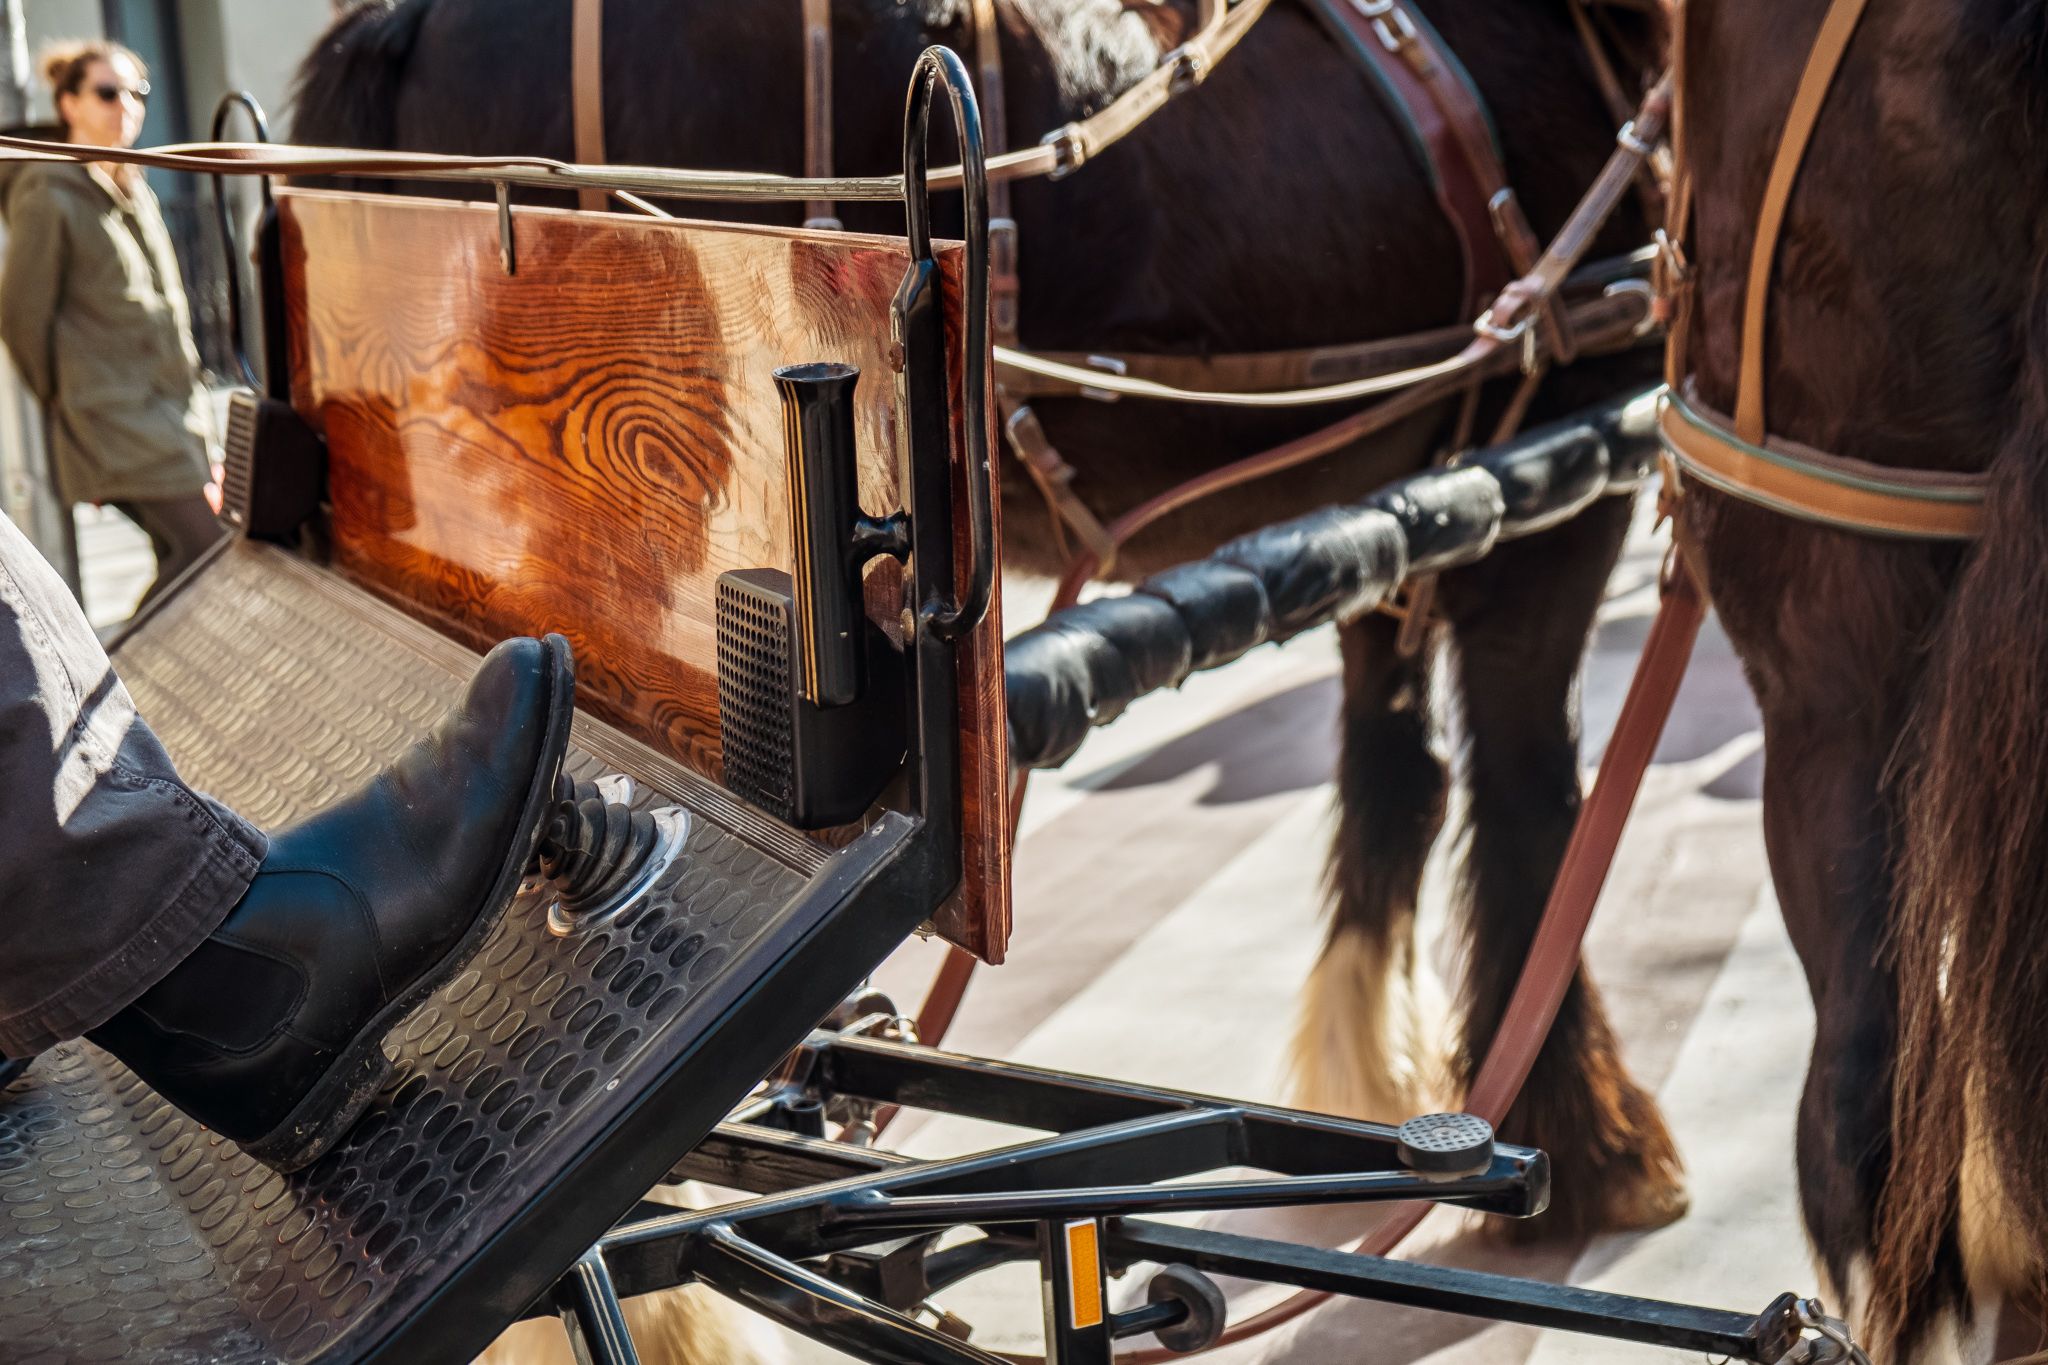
[1658,0,1989,541]
[564,0,1640,571]
[571,0,605,211]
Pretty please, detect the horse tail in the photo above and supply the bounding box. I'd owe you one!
[1876,286,2048,1349]
[289,0,434,147]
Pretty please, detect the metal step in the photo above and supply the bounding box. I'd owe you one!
[0,542,938,1364]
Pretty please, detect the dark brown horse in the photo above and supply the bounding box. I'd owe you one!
[292,0,1680,1243]
[1681,0,2047,1357]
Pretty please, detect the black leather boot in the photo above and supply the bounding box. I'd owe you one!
[90,634,576,1172]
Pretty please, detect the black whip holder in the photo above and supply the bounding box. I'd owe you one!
[528,772,691,936]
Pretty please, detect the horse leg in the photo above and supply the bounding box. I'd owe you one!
[1755,717,1913,1352]
[1755,696,2015,1363]
[1436,495,1687,1238]
[1287,610,1451,1124]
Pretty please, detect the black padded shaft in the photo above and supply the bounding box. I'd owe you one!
[1005,389,1663,770]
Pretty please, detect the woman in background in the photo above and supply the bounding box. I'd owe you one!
[0,40,221,611]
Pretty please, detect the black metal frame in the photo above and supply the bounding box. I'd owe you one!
[518,1030,1805,1365]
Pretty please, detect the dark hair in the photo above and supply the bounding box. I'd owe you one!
[39,40,147,134]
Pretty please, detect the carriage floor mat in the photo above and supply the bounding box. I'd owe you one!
[0,542,934,1364]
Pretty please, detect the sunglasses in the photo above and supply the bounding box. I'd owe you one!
[88,80,149,105]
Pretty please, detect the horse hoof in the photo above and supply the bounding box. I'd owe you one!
[1491,1157,1689,1243]
[1600,1174,1691,1232]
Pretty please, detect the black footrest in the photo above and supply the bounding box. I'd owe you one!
[0,545,930,1363]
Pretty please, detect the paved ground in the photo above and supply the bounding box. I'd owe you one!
[76,503,158,631]
[72,499,1813,1363]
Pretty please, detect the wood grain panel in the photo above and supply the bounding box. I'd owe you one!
[279,189,1008,960]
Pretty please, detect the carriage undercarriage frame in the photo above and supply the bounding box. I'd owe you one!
[0,49,1853,1365]
[548,1026,1810,1365]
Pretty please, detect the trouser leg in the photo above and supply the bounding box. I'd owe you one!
[0,510,264,1055]
[112,494,227,610]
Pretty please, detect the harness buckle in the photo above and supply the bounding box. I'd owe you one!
[1603,278,1661,341]
[1350,0,1419,51]
[1079,355,1127,404]
[1166,44,1210,94]
[1041,123,1087,179]
[1473,299,1541,373]
[1652,227,1691,288]
[989,218,1022,347]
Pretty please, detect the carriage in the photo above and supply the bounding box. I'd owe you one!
[0,11,1902,1363]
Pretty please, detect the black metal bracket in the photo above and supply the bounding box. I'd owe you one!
[898,46,995,643]
[208,91,275,394]
[517,1032,1808,1365]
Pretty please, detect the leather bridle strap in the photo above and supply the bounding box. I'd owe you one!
[571,0,607,211]
[802,0,839,227]
[1305,0,1516,313]
[968,0,1016,343]
[1734,0,1869,443]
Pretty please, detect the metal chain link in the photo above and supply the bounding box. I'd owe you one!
[1792,1298,1876,1365]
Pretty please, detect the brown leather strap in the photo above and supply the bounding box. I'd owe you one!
[1001,398,1120,570]
[571,0,606,211]
[1569,0,1636,127]
[1308,0,1516,312]
[1001,321,1479,400]
[968,0,1022,349]
[0,1,1270,201]
[1661,388,1987,540]
[1735,0,1871,443]
[1000,280,1653,404]
[801,0,839,227]
[1659,3,1693,389]
[1464,546,1705,1117]
[1489,187,1578,365]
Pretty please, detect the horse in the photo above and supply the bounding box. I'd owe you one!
[1676,0,2048,1357]
[291,0,1675,1261]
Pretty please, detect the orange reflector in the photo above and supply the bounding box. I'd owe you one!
[1065,1219,1103,1329]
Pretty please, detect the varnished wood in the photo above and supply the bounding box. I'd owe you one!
[279,188,1009,960]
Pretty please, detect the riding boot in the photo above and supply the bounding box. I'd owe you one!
[89,634,576,1171]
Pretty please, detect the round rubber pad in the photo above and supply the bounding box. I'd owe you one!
[1396,1112,1495,1176]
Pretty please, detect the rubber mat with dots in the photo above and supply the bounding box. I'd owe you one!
[0,543,928,1363]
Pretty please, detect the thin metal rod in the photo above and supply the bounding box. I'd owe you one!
[612,1109,1224,1244]
[822,1165,1530,1228]
[1108,1221,1804,1362]
[901,46,993,641]
[556,1249,643,1365]
[208,91,271,389]
[691,1222,1008,1365]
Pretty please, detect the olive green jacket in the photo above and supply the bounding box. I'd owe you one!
[0,160,213,505]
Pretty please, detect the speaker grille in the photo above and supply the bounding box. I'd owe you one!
[716,570,796,820]
[219,388,260,531]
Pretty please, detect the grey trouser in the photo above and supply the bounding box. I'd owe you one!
[0,510,264,1055]
[112,494,230,610]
